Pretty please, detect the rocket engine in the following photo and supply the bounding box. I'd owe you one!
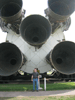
[45,0,75,33]
[0,0,22,23]
[0,0,74,76]
[47,0,75,22]
[20,15,52,46]
[46,41,75,75]
[0,42,26,76]
[0,0,25,34]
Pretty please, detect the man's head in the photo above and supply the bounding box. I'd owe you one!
[34,68,37,72]
[36,68,38,70]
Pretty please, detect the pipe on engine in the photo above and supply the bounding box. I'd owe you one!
[48,0,75,22]
[0,0,23,23]
[49,41,75,75]
[0,42,26,76]
[20,15,52,46]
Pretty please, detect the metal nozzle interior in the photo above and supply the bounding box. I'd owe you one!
[48,0,75,21]
[0,0,22,22]
[50,2,70,16]
[20,15,52,46]
[0,42,23,76]
[1,3,21,17]
[51,41,75,75]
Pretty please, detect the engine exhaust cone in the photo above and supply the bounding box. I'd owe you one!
[20,15,52,46]
[50,41,75,75]
[48,0,75,22]
[0,0,22,23]
[0,42,25,76]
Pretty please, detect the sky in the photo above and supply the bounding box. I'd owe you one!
[0,0,75,43]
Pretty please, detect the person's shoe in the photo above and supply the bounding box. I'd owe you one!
[36,90,39,92]
[32,90,35,92]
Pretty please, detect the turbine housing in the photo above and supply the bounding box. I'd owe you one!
[49,41,75,75]
[20,15,52,46]
[0,42,26,76]
[0,0,23,23]
[47,0,75,22]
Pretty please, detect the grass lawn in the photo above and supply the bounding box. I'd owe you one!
[0,82,75,91]
[0,95,75,100]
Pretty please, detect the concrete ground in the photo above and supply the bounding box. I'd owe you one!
[0,90,75,97]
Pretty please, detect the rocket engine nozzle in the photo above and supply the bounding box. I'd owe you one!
[0,0,22,23]
[48,0,75,22]
[0,42,26,76]
[50,41,75,75]
[20,15,52,46]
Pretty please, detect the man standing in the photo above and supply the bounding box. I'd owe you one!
[31,68,39,92]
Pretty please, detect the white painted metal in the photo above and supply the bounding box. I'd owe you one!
[38,75,43,90]
[6,27,65,73]
[38,79,43,90]
[44,77,46,91]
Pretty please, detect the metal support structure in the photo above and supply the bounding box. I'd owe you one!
[44,77,46,91]
[38,75,43,90]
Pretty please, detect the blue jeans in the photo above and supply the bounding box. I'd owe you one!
[33,78,38,90]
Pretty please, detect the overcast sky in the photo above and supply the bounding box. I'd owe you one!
[0,0,75,43]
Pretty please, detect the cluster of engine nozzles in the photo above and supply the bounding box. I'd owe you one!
[0,0,75,76]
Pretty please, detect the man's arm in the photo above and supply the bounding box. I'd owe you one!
[31,75,33,81]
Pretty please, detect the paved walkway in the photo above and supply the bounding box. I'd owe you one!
[0,90,75,97]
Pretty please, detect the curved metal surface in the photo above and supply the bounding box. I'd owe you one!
[0,42,26,76]
[20,15,52,46]
[48,0,75,22]
[0,0,23,23]
[50,41,75,75]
